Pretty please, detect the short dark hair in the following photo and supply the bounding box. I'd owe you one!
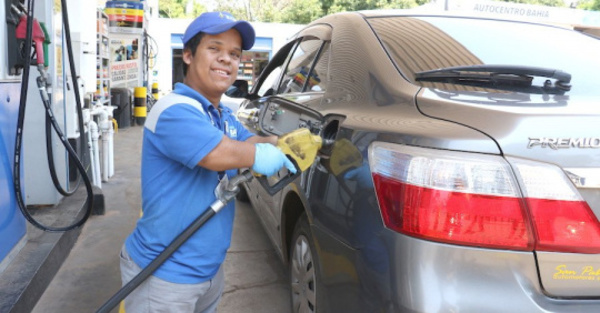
[182,32,205,77]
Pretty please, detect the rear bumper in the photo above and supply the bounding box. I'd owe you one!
[312,224,600,312]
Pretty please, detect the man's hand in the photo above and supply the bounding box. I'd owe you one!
[252,143,297,177]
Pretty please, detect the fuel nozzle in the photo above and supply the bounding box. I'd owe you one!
[15,11,47,67]
[277,128,323,173]
[255,128,322,196]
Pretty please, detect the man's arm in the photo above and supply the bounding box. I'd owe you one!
[196,135,277,171]
[245,135,277,145]
[197,136,254,171]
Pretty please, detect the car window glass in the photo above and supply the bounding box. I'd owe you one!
[305,41,330,92]
[250,39,297,97]
[278,38,323,94]
[368,16,600,95]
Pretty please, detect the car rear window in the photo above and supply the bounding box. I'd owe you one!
[368,16,600,95]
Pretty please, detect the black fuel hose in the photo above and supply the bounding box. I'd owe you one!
[46,113,82,196]
[60,0,89,195]
[45,0,87,197]
[96,208,218,313]
[96,171,255,313]
[12,0,93,232]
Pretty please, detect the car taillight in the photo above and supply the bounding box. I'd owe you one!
[370,142,600,253]
[508,157,600,253]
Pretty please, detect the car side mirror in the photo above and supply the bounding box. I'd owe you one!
[225,79,249,98]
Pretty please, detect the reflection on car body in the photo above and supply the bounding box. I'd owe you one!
[230,10,600,313]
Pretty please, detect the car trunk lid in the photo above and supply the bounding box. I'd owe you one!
[416,90,600,297]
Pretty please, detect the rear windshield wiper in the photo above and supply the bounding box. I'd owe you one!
[415,65,572,94]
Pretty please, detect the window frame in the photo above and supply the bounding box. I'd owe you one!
[250,24,333,98]
[277,36,325,94]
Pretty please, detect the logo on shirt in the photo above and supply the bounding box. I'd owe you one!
[228,125,237,138]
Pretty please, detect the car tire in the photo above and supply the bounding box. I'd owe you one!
[289,213,321,313]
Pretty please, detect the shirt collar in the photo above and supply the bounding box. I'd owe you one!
[173,82,230,116]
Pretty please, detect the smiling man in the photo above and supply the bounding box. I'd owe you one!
[119,12,295,313]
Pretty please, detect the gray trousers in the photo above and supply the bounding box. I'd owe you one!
[119,244,224,313]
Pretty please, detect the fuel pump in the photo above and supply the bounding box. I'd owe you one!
[0,0,26,269]
[11,0,94,232]
[0,1,112,310]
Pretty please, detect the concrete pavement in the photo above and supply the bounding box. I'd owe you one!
[31,125,291,313]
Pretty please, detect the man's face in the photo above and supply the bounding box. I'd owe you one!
[183,29,242,105]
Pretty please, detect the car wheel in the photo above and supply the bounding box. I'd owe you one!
[290,213,320,313]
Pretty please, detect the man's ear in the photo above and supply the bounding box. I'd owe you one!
[182,48,192,65]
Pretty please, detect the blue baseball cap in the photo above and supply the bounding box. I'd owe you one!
[182,11,255,50]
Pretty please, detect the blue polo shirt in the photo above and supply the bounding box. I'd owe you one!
[125,83,254,284]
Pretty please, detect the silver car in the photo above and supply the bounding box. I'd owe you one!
[230,10,600,313]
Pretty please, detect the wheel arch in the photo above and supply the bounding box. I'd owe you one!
[281,191,306,263]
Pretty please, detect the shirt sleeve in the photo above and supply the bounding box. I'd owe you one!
[229,114,254,142]
[153,104,223,168]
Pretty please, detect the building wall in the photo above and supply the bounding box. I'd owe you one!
[422,0,600,28]
[147,18,305,96]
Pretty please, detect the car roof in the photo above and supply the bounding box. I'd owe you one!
[292,9,570,49]
[335,9,574,30]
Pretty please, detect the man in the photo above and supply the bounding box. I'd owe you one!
[120,12,295,312]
